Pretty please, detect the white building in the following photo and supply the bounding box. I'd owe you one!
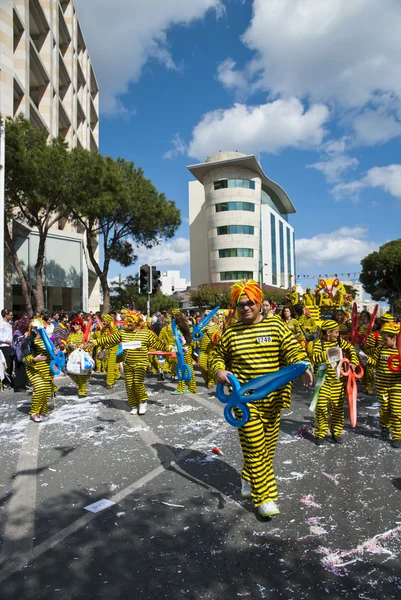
[161,270,187,296]
[188,151,296,288]
[0,0,100,313]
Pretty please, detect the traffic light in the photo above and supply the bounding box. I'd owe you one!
[152,267,162,294]
[139,264,150,294]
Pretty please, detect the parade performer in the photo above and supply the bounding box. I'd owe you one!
[303,287,315,307]
[101,314,120,388]
[198,313,220,387]
[159,310,179,380]
[88,314,167,415]
[211,279,312,518]
[364,313,394,394]
[262,297,276,318]
[366,322,401,448]
[280,306,301,339]
[358,310,372,393]
[298,308,318,356]
[312,320,359,445]
[24,322,55,422]
[289,286,299,306]
[66,317,92,398]
[171,312,197,395]
[334,309,352,339]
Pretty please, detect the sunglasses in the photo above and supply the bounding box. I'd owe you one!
[237,300,255,310]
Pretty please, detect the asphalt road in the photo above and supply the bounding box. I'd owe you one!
[0,367,400,600]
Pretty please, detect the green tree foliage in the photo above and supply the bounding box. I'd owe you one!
[4,115,70,314]
[66,150,181,312]
[189,285,230,309]
[109,275,179,314]
[360,240,401,311]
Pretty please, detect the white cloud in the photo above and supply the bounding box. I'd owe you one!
[352,110,401,145]
[133,237,190,269]
[295,227,379,268]
[74,0,223,114]
[216,58,248,94]
[331,164,401,202]
[187,98,329,160]
[232,0,401,110]
[163,134,188,159]
[308,155,359,183]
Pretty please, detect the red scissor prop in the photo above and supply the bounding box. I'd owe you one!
[148,351,176,357]
[388,329,401,373]
[339,358,364,427]
[83,317,93,342]
[360,304,378,346]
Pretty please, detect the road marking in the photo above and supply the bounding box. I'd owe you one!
[0,421,40,568]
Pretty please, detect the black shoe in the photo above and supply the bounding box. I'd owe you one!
[315,437,325,446]
[331,435,343,444]
[159,373,165,381]
[381,428,390,440]
[391,440,401,449]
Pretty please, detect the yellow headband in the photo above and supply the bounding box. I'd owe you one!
[230,279,264,306]
[171,308,180,315]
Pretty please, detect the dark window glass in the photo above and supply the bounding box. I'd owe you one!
[220,271,253,281]
[215,202,255,212]
[214,179,256,191]
[219,248,254,258]
[217,225,254,235]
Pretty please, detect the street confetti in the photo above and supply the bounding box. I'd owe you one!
[300,495,322,509]
[321,472,340,486]
[160,501,185,508]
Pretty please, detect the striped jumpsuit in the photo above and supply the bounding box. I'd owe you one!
[176,342,197,394]
[364,330,381,393]
[368,347,401,440]
[67,331,91,398]
[159,325,177,378]
[312,338,358,438]
[24,337,54,416]
[198,323,220,387]
[92,327,166,409]
[211,318,309,508]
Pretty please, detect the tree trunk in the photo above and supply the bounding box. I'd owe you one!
[101,274,110,313]
[4,221,33,316]
[33,233,47,312]
[84,228,111,313]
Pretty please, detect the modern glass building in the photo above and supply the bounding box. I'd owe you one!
[188,151,296,288]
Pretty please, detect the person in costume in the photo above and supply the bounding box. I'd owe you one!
[212,280,312,518]
[364,313,394,394]
[357,310,372,393]
[334,309,352,339]
[198,312,220,388]
[366,322,401,448]
[320,292,333,307]
[171,312,197,395]
[262,297,276,318]
[101,314,121,389]
[312,320,359,445]
[280,306,301,339]
[88,314,167,415]
[24,322,56,422]
[159,310,179,381]
[66,317,92,399]
[289,286,299,306]
[298,308,318,356]
[303,287,315,307]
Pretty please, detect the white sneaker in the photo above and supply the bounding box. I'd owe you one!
[241,478,252,498]
[138,402,148,415]
[129,407,138,415]
[258,501,280,517]
[30,413,43,423]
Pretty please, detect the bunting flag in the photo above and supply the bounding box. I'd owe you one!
[295,269,394,281]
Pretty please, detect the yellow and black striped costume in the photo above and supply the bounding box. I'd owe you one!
[176,343,197,394]
[312,338,358,438]
[92,328,166,409]
[198,323,220,387]
[24,337,54,416]
[101,316,121,387]
[67,331,91,397]
[159,324,177,378]
[368,347,401,440]
[211,318,309,508]
[298,314,318,357]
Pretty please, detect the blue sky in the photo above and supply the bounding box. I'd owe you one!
[74,0,401,287]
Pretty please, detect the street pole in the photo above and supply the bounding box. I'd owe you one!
[0,120,5,312]
[147,266,153,319]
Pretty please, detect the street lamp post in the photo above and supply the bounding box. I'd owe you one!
[147,256,167,318]
[259,263,268,286]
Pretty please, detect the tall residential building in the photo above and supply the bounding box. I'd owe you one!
[0,0,100,312]
[188,151,296,288]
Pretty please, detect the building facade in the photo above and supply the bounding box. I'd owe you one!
[188,151,296,288]
[160,270,188,296]
[0,0,100,312]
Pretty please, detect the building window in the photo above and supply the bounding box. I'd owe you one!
[219,248,254,258]
[279,221,285,287]
[287,228,292,289]
[271,214,277,285]
[217,225,255,235]
[214,179,256,190]
[215,202,255,212]
[220,271,253,281]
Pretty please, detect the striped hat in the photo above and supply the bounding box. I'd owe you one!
[171,308,180,315]
[320,319,339,332]
[126,314,140,325]
[380,313,394,324]
[381,322,400,335]
[102,314,114,323]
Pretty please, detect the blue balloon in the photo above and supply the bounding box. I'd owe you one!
[39,328,65,375]
[216,362,310,427]
[171,319,191,382]
[116,343,123,358]
[191,306,220,342]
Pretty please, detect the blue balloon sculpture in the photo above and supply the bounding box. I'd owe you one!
[39,327,66,375]
[191,306,220,342]
[216,362,310,427]
[171,319,191,382]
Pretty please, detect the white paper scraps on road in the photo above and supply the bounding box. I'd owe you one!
[84,498,115,513]
[48,468,57,472]
[161,501,185,508]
